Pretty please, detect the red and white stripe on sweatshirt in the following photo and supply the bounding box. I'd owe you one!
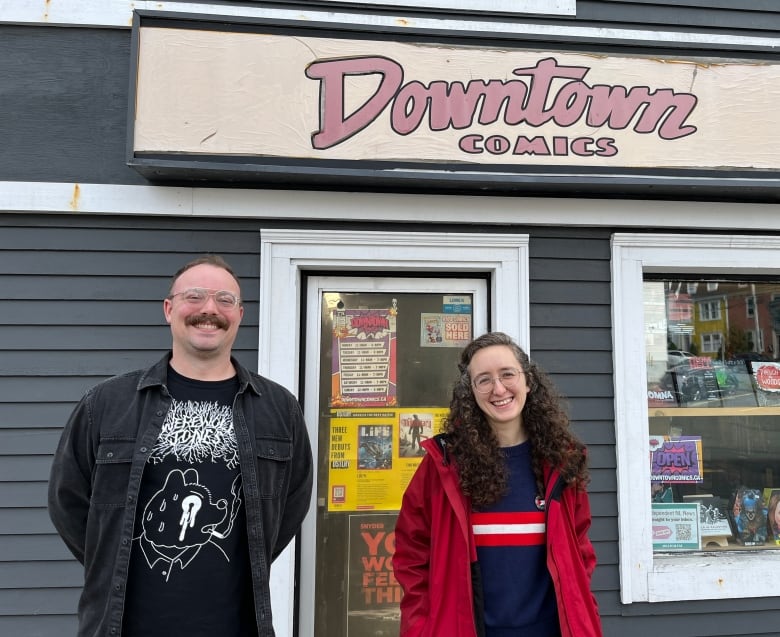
[471,511,546,547]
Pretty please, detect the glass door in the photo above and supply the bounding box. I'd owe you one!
[299,276,488,637]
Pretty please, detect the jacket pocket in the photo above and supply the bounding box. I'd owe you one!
[91,439,136,506]
[255,438,292,498]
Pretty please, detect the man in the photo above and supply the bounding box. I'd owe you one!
[409,414,423,450]
[48,255,313,636]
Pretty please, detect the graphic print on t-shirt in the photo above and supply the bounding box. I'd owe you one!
[134,399,243,581]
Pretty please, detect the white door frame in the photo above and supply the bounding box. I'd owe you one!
[258,228,529,636]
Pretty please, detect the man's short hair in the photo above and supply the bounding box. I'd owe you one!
[169,254,241,293]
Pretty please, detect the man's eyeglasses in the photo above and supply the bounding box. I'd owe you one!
[168,288,241,309]
[471,368,523,394]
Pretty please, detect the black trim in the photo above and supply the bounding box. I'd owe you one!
[548,473,567,503]
[471,560,486,637]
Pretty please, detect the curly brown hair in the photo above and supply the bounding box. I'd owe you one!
[444,332,589,508]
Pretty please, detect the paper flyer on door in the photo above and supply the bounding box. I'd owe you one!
[328,408,447,512]
[346,513,401,635]
[420,312,472,348]
[331,306,397,407]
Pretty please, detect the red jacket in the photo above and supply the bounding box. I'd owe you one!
[394,436,602,637]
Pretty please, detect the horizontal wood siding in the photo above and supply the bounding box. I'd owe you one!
[575,0,780,33]
[3,215,780,633]
[0,215,261,635]
[527,228,619,606]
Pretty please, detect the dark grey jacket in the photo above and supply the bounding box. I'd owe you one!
[48,353,313,636]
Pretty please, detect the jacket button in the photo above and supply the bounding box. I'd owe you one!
[106,452,114,458]
[140,447,148,453]
[156,411,164,416]
[268,448,276,455]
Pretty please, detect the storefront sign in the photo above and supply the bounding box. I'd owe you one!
[649,435,704,483]
[129,15,780,190]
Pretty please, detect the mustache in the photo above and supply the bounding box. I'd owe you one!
[185,313,230,330]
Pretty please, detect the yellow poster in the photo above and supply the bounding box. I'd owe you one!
[328,408,448,512]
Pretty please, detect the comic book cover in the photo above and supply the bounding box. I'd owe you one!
[357,425,393,471]
[728,486,767,546]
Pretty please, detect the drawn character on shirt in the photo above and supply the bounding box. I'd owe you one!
[136,468,242,580]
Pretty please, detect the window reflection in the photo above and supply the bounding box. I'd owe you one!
[645,279,780,551]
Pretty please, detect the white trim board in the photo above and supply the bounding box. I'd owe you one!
[2,181,780,230]
[0,1,777,49]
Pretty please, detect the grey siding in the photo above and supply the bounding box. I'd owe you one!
[5,216,780,634]
[0,216,262,636]
[573,1,780,34]
[0,25,145,187]
[528,229,620,611]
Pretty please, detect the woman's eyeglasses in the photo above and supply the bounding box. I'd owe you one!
[471,368,523,394]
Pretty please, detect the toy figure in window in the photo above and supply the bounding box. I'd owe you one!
[730,487,767,546]
[766,492,780,545]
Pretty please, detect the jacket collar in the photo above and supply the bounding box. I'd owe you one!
[136,352,262,396]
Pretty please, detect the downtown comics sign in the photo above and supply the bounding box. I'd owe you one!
[129,14,780,192]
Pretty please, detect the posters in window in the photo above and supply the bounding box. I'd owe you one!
[752,362,780,407]
[652,503,701,551]
[328,408,448,512]
[331,306,397,407]
[347,513,400,636]
[683,495,732,540]
[420,312,471,348]
[649,435,703,483]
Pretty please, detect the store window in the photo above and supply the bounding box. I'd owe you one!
[612,234,780,603]
[646,278,780,554]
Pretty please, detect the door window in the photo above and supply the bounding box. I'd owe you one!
[306,279,486,636]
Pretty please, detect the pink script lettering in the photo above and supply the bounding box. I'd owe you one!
[305,55,698,150]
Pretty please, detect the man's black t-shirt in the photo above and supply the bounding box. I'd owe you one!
[123,367,256,636]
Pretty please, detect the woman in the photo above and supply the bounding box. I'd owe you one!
[394,332,602,637]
